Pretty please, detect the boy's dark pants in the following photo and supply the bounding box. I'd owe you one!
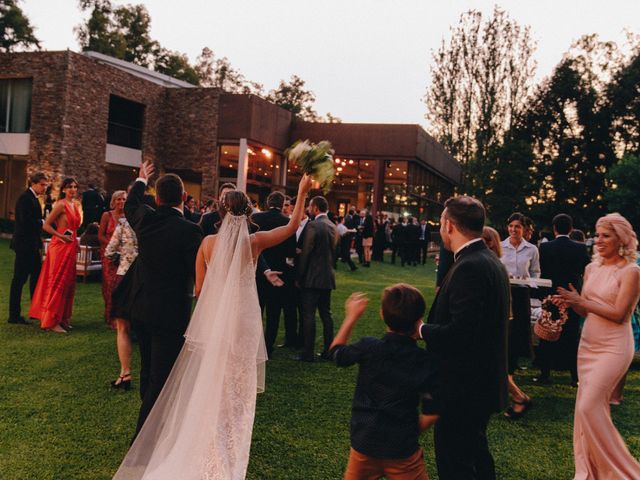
[433,408,495,480]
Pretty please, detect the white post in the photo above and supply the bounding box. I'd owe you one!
[237,138,249,192]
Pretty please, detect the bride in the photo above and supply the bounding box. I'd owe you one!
[113,174,313,479]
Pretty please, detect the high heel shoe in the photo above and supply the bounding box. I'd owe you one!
[111,373,132,391]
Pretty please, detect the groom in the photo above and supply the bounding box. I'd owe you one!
[418,196,509,480]
[125,161,202,437]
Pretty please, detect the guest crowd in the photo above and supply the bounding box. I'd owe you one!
[7,169,640,479]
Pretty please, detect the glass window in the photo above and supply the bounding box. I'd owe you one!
[107,95,144,149]
[0,79,33,133]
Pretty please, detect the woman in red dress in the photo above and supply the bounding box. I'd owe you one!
[29,177,81,333]
[99,190,126,327]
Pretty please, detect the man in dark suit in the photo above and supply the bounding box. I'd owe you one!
[81,183,105,228]
[125,161,203,437]
[404,217,421,266]
[296,196,339,362]
[8,172,48,324]
[419,219,431,265]
[536,213,589,386]
[418,196,509,480]
[253,191,297,356]
[199,182,236,236]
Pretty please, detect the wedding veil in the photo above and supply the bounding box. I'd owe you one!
[113,213,267,480]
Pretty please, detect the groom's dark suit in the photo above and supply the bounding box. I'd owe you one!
[420,239,509,480]
[125,179,202,437]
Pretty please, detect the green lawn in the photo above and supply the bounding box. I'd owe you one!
[1,238,639,479]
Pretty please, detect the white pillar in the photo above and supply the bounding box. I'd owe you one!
[237,138,249,192]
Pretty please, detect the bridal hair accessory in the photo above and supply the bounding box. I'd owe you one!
[221,190,253,217]
[286,139,335,194]
[534,296,568,342]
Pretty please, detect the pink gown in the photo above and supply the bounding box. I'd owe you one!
[574,261,640,480]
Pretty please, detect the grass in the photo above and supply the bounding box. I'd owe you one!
[0,238,638,479]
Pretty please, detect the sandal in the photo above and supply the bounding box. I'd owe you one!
[504,398,533,420]
[111,372,132,391]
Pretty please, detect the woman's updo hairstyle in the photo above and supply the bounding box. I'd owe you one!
[221,190,253,217]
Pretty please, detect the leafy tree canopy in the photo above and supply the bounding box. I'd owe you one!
[0,0,40,53]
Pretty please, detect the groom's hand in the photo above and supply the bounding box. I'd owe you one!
[139,161,156,181]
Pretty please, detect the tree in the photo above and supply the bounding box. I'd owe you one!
[605,155,640,231]
[194,47,263,94]
[0,0,41,52]
[606,37,640,157]
[154,48,200,85]
[267,75,321,121]
[519,36,620,230]
[424,6,536,199]
[76,0,157,67]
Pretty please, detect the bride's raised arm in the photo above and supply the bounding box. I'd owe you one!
[253,174,313,255]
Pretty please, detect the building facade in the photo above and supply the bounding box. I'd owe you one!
[0,50,460,221]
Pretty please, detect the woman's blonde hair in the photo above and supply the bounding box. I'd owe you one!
[482,226,502,258]
[594,213,638,264]
[110,190,127,210]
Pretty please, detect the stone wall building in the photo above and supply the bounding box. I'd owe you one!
[0,50,460,221]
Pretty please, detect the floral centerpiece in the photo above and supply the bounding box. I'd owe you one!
[533,295,569,342]
[286,139,335,194]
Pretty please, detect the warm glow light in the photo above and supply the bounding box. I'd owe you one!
[388,173,393,176]
[396,168,400,171]
[335,158,341,164]
[223,151,228,154]
[247,147,255,155]
[365,162,369,167]
[337,167,343,172]
[261,148,272,158]
[228,164,233,168]
[348,159,354,165]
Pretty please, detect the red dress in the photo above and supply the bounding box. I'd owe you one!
[29,201,81,329]
[100,211,118,325]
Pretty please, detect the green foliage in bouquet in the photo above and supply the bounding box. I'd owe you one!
[286,139,335,194]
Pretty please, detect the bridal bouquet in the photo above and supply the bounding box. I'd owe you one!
[286,139,335,194]
[533,296,568,342]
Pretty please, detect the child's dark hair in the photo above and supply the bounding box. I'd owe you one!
[381,283,426,333]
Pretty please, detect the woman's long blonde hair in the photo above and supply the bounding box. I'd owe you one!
[593,213,638,264]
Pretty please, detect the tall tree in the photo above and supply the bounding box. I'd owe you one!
[76,0,157,67]
[605,154,640,230]
[520,36,619,230]
[424,6,536,199]
[154,49,200,85]
[267,75,321,121]
[0,0,41,52]
[194,47,263,94]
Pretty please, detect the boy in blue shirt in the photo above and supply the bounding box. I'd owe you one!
[330,283,439,479]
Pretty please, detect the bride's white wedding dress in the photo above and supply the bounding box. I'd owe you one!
[113,214,267,480]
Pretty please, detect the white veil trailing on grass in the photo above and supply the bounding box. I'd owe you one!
[113,213,267,480]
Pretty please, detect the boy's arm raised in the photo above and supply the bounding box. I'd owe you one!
[329,293,368,351]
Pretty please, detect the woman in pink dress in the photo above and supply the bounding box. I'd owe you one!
[98,190,126,327]
[555,213,640,479]
[29,177,82,333]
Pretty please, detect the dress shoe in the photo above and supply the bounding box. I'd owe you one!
[317,352,332,361]
[292,354,314,362]
[8,316,31,325]
[532,376,552,385]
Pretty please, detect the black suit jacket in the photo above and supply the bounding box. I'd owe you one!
[405,223,421,244]
[361,215,374,238]
[421,240,509,413]
[125,180,203,334]
[297,215,338,290]
[11,189,43,252]
[539,236,590,291]
[252,208,296,273]
[81,188,105,225]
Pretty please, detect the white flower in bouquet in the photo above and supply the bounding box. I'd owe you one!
[286,139,335,194]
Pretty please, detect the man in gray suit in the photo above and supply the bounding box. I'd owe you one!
[295,196,339,362]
